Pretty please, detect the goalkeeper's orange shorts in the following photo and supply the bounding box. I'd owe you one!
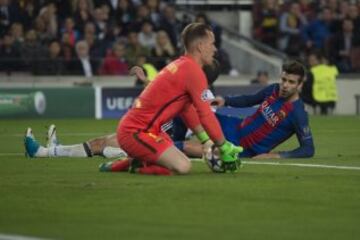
[117,129,173,164]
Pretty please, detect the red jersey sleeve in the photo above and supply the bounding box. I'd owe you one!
[184,62,224,142]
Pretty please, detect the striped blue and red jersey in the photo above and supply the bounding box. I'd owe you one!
[223,84,314,158]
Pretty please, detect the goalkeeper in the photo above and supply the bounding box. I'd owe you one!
[114,23,242,175]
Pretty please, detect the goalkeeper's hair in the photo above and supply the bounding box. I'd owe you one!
[181,22,212,52]
[282,60,306,83]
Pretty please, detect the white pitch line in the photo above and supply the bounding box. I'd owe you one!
[0,153,23,156]
[193,159,360,171]
[242,160,360,171]
[0,234,49,240]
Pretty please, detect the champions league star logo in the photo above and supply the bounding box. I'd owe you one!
[201,89,214,102]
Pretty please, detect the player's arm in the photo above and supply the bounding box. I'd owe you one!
[184,69,224,145]
[216,84,277,108]
[278,110,315,158]
[184,68,243,170]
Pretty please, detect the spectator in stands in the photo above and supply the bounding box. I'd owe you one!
[83,21,97,39]
[95,0,118,17]
[83,22,107,59]
[338,1,350,22]
[145,0,161,27]
[72,0,94,35]
[33,16,53,44]
[104,22,127,43]
[279,2,307,56]
[150,30,176,70]
[21,29,47,74]
[99,41,128,75]
[93,7,108,40]
[9,22,24,51]
[61,42,75,67]
[298,0,316,20]
[329,18,360,73]
[60,17,80,47]
[20,0,39,29]
[67,40,98,77]
[38,2,58,40]
[125,31,150,66]
[348,3,360,35]
[36,40,65,76]
[113,0,136,32]
[138,20,156,49]
[253,0,279,49]
[129,4,152,32]
[0,0,22,37]
[159,4,181,48]
[50,0,72,21]
[302,7,335,52]
[0,33,22,75]
[250,71,270,86]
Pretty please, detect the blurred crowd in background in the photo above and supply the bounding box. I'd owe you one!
[0,0,234,77]
[253,0,360,73]
[1,0,359,79]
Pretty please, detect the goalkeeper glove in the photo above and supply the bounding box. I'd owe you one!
[219,141,243,172]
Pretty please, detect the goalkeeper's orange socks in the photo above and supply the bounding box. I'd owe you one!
[99,158,172,176]
[111,158,131,172]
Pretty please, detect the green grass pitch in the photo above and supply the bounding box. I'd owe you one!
[0,116,360,240]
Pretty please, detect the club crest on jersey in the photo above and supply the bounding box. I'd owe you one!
[201,89,213,102]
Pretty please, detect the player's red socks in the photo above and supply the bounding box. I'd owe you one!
[104,158,172,175]
[138,165,173,176]
[110,159,130,172]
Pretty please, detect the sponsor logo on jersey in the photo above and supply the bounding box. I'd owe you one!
[261,100,280,127]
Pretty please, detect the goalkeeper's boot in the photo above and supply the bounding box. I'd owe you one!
[99,161,114,172]
[99,158,131,172]
[24,128,40,158]
[46,124,58,148]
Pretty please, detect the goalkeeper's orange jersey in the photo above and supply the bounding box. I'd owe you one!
[118,55,224,142]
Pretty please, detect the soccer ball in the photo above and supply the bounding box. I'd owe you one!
[204,145,225,173]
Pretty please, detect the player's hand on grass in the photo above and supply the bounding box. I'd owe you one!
[219,141,243,172]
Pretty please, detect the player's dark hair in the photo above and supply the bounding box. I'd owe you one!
[181,22,212,51]
[282,60,306,83]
